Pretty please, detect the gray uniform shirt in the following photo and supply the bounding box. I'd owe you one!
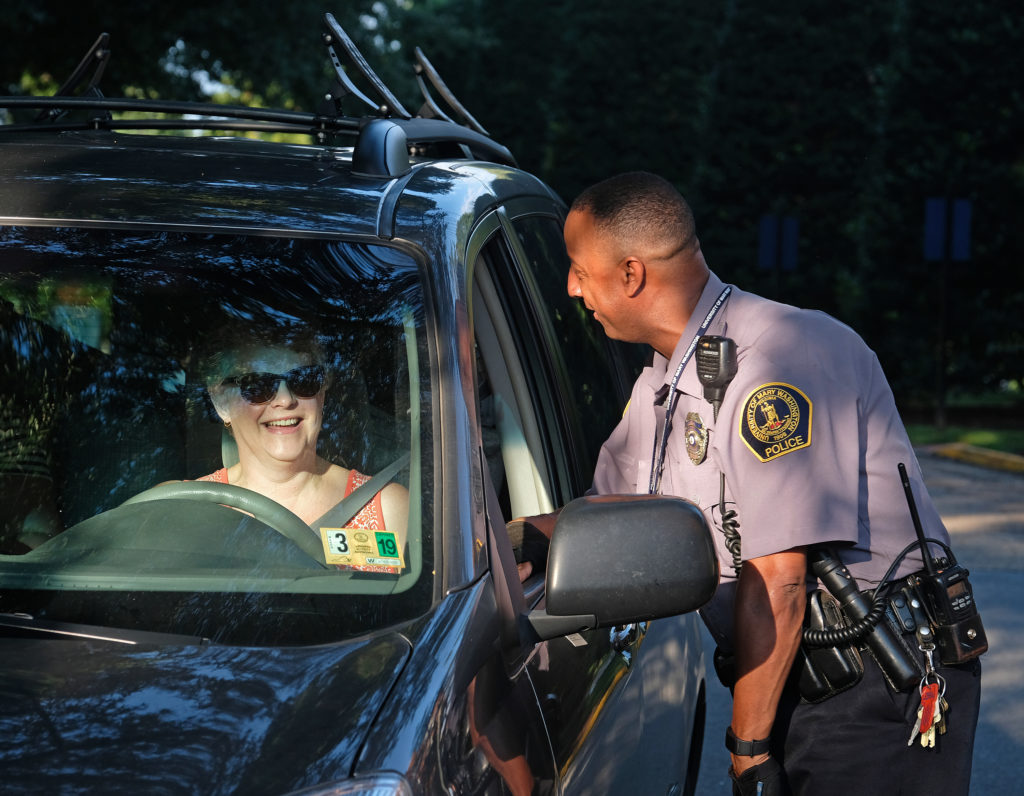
[591,271,950,648]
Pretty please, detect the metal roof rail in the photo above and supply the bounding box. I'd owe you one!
[352,117,515,179]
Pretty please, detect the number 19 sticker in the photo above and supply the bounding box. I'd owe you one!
[320,527,405,573]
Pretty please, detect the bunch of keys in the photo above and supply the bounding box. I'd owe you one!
[908,643,949,748]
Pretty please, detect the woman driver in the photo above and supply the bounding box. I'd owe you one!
[198,334,409,567]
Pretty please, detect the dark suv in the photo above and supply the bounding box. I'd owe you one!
[0,16,717,796]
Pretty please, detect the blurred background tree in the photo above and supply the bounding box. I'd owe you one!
[2,0,1022,423]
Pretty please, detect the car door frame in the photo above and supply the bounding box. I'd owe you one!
[465,199,656,793]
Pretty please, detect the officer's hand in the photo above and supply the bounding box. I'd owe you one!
[729,755,788,796]
[507,519,549,582]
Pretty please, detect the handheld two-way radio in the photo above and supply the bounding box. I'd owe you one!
[898,463,988,664]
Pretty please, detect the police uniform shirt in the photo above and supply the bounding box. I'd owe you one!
[591,271,951,648]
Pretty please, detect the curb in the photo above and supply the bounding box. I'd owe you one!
[928,443,1024,474]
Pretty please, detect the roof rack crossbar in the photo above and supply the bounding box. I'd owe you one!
[0,118,357,137]
[0,96,347,127]
[321,12,411,120]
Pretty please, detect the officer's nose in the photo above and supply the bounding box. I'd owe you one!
[567,269,581,298]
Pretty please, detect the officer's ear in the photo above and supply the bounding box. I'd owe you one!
[621,256,646,297]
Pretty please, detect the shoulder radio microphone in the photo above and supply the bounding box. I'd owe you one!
[696,335,737,419]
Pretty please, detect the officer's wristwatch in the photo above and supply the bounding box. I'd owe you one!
[725,726,771,756]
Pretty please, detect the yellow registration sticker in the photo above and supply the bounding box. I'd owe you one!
[319,527,405,573]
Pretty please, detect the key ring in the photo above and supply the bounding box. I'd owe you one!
[920,671,946,698]
[918,640,946,697]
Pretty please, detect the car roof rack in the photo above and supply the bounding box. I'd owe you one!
[413,47,489,136]
[35,31,111,124]
[320,12,413,120]
[0,13,516,179]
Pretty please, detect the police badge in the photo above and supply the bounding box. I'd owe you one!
[684,412,709,465]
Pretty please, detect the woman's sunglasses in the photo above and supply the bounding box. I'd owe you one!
[220,365,327,404]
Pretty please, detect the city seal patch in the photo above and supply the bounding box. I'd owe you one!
[684,411,708,465]
[740,383,812,462]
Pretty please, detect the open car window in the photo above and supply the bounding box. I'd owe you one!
[0,227,433,644]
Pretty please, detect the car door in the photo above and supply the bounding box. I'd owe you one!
[474,204,706,795]
[470,205,657,794]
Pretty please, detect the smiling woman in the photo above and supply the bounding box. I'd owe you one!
[201,333,329,487]
[196,328,409,563]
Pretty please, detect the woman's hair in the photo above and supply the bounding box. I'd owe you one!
[196,325,325,389]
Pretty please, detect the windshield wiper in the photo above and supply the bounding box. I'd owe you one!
[0,612,210,646]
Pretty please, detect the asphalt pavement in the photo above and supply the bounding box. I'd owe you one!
[693,444,1024,795]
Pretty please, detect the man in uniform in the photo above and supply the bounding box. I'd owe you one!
[559,171,981,794]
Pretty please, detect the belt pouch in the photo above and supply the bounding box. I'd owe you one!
[713,646,736,690]
[795,589,864,703]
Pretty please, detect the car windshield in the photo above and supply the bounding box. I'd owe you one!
[0,227,433,644]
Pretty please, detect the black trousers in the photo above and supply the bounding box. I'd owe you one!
[772,648,982,795]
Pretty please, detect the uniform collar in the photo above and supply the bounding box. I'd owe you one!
[659,271,731,400]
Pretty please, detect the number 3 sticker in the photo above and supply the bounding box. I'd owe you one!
[325,529,350,555]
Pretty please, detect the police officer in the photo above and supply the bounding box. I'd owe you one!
[562,171,981,794]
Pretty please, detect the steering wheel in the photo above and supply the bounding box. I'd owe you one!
[122,482,328,567]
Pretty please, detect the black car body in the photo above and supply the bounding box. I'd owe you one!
[0,19,717,795]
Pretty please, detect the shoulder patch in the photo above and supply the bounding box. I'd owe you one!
[739,383,812,462]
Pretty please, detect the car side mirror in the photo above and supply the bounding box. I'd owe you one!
[524,494,719,641]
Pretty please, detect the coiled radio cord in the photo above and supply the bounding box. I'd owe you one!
[719,473,743,577]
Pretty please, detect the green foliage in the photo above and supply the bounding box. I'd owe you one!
[2,0,1022,405]
[906,425,1024,456]
[416,0,1024,406]
[0,1,411,109]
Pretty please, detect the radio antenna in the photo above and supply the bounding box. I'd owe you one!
[898,462,937,576]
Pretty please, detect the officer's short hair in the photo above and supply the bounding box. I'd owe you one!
[570,172,697,256]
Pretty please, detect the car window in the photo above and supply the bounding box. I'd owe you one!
[0,226,433,644]
[472,236,556,522]
[510,215,637,474]
[472,217,634,518]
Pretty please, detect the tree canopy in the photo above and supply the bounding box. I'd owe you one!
[2,1,1022,416]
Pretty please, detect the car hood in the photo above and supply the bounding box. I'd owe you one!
[0,630,410,795]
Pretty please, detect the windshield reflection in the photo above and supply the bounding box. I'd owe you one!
[0,226,432,642]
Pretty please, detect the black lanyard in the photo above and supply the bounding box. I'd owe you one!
[648,285,732,494]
